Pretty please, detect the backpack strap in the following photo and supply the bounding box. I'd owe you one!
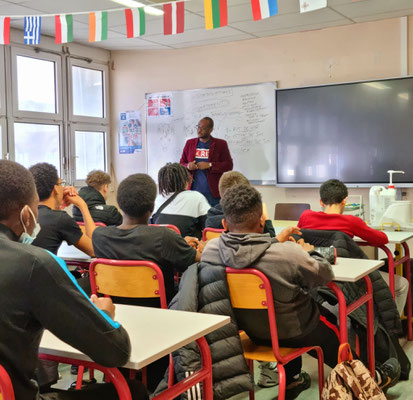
[152,191,181,223]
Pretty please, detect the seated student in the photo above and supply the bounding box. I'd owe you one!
[298,179,409,315]
[201,184,400,398]
[73,170,123,226]
[206,171,276,237]
[0,160,147,400]
[29,163,95,257]
[93,173,204,305]
[153,162,210,239]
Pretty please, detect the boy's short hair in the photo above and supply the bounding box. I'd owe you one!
[29,163,59,201]
[117,174,157,218]
[0,160,36,221]
[218,171,250,197]
[86,170,111,190]
[221,184,262,227]
[320,179,348,205]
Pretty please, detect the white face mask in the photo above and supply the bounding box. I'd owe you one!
[18,206,41,245]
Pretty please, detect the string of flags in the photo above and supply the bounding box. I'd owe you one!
[0,0,339,45]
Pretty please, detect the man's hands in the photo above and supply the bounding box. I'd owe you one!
[90,294,115,319]
[196,162,211,170]
[188,161,198,171]
[276,226,302,243]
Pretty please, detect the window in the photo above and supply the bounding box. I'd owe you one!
[14,123,61,172]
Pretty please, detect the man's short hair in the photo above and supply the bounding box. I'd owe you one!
[320,179,348,205]
[221,184,262,227]
[158,163,191,196]
[117,174,157,218]
[29,163,59,201]
[219,171,250,198]
[202,117,214,129]
[86,170,111,190]
[0,160,36,221]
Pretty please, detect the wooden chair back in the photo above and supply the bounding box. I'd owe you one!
[274,203,310,220]
[202,228,224,241]
[90,259,167,308]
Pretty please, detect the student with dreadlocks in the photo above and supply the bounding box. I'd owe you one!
[152,162,211,239]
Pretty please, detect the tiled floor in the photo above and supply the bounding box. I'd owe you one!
[54,338,413,399]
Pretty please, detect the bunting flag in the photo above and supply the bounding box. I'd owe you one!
[204,0,228,30]
[163,2,184,35]
[299,0,327,13]
[24,16,41,44]
[0,17,10,45]
[89,11,108,42]
[55,14,73,44]
[125,8,145,38]
[251,0,278,21]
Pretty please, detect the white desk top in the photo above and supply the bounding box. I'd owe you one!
[332,257,384,282]
[355,231,413,245]
[39,305,230,370]
[57,241,91,261]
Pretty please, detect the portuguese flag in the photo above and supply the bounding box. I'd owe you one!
[55,14,73,44]
[204,0,227,30]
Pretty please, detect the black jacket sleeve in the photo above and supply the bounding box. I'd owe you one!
[29,252,130,367]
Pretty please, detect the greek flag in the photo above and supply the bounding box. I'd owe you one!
[24,16,41,44]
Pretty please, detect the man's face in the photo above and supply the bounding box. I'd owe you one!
[197,119,213,140]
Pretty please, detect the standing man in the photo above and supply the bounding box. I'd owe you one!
[180,117,233,206]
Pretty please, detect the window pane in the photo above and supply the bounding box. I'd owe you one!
[14,123,60,172]
[72,66,104,118]
[75,130,105,180]
[16,56,56,113]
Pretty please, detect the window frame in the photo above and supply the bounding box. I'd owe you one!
[11,47,63,121]
[69,122,110,186]
[68,58,109,124]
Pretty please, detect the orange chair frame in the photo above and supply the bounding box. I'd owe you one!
[0,364,14,400]
[226,267,324,400]
[202,228,224,242]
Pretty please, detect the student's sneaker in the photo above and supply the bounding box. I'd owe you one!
[285,371,311,400]
[376,357,401,392]
[257,362,279,387]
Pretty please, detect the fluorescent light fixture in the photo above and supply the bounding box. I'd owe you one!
[110,0,164,16]
[363,82,390,90]
[398,93,409,101]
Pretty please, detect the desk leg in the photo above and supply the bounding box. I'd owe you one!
[402,243,412,341]
[327,282,348,344]
[363,276,375,376]
[379,245,396,299]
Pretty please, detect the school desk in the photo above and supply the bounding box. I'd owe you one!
[39,305,230,400]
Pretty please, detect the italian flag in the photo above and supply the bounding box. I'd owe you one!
[55,14,73,44]
[0,17,10,45]
[89,11,108,42]
[204,0,227,30]
[251,0,278,21]
[125,8,145,38]
[163,2,184,35]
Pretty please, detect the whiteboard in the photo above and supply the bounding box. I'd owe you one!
[146,82,276,184]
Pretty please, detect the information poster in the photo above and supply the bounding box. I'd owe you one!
[147,93,172,117]
[119,110,142,154]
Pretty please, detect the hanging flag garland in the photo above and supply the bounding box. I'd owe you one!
[125,8,145,38]
[163,2,185,35]
[55,14,73,44]
[89,11,108,42]
[204,0,228,30]
[251,0,278,21]
[0,17,10,45]
[0,1,335,45]
[24,16,41,44]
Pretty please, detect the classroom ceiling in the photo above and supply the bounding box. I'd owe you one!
[2,0,413,50]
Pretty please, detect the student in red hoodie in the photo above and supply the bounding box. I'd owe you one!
[298,179,408,314]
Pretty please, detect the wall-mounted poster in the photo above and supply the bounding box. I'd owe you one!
[119,110,142,154]
[147,93,172,117]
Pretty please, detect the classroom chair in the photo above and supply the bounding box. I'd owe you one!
[202,228,224,241]
[88,259,173,388]
[274,203,310,221]
[149,224,181,235]
[226,267,324,400]
[0,364,14,400]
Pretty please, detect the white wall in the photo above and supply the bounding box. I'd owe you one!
[110,17,413,216]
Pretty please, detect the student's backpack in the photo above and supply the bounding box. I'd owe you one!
[321,344,386,400]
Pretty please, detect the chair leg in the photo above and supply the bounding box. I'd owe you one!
[315,347,325,399]
[75,365,84,390]
[168,354,174,388]
[142,367,147,387]
[277,363,286,400]
[248,359,254,400]
[89,368,94,380]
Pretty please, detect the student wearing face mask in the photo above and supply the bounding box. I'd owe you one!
[0,160,148,400]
